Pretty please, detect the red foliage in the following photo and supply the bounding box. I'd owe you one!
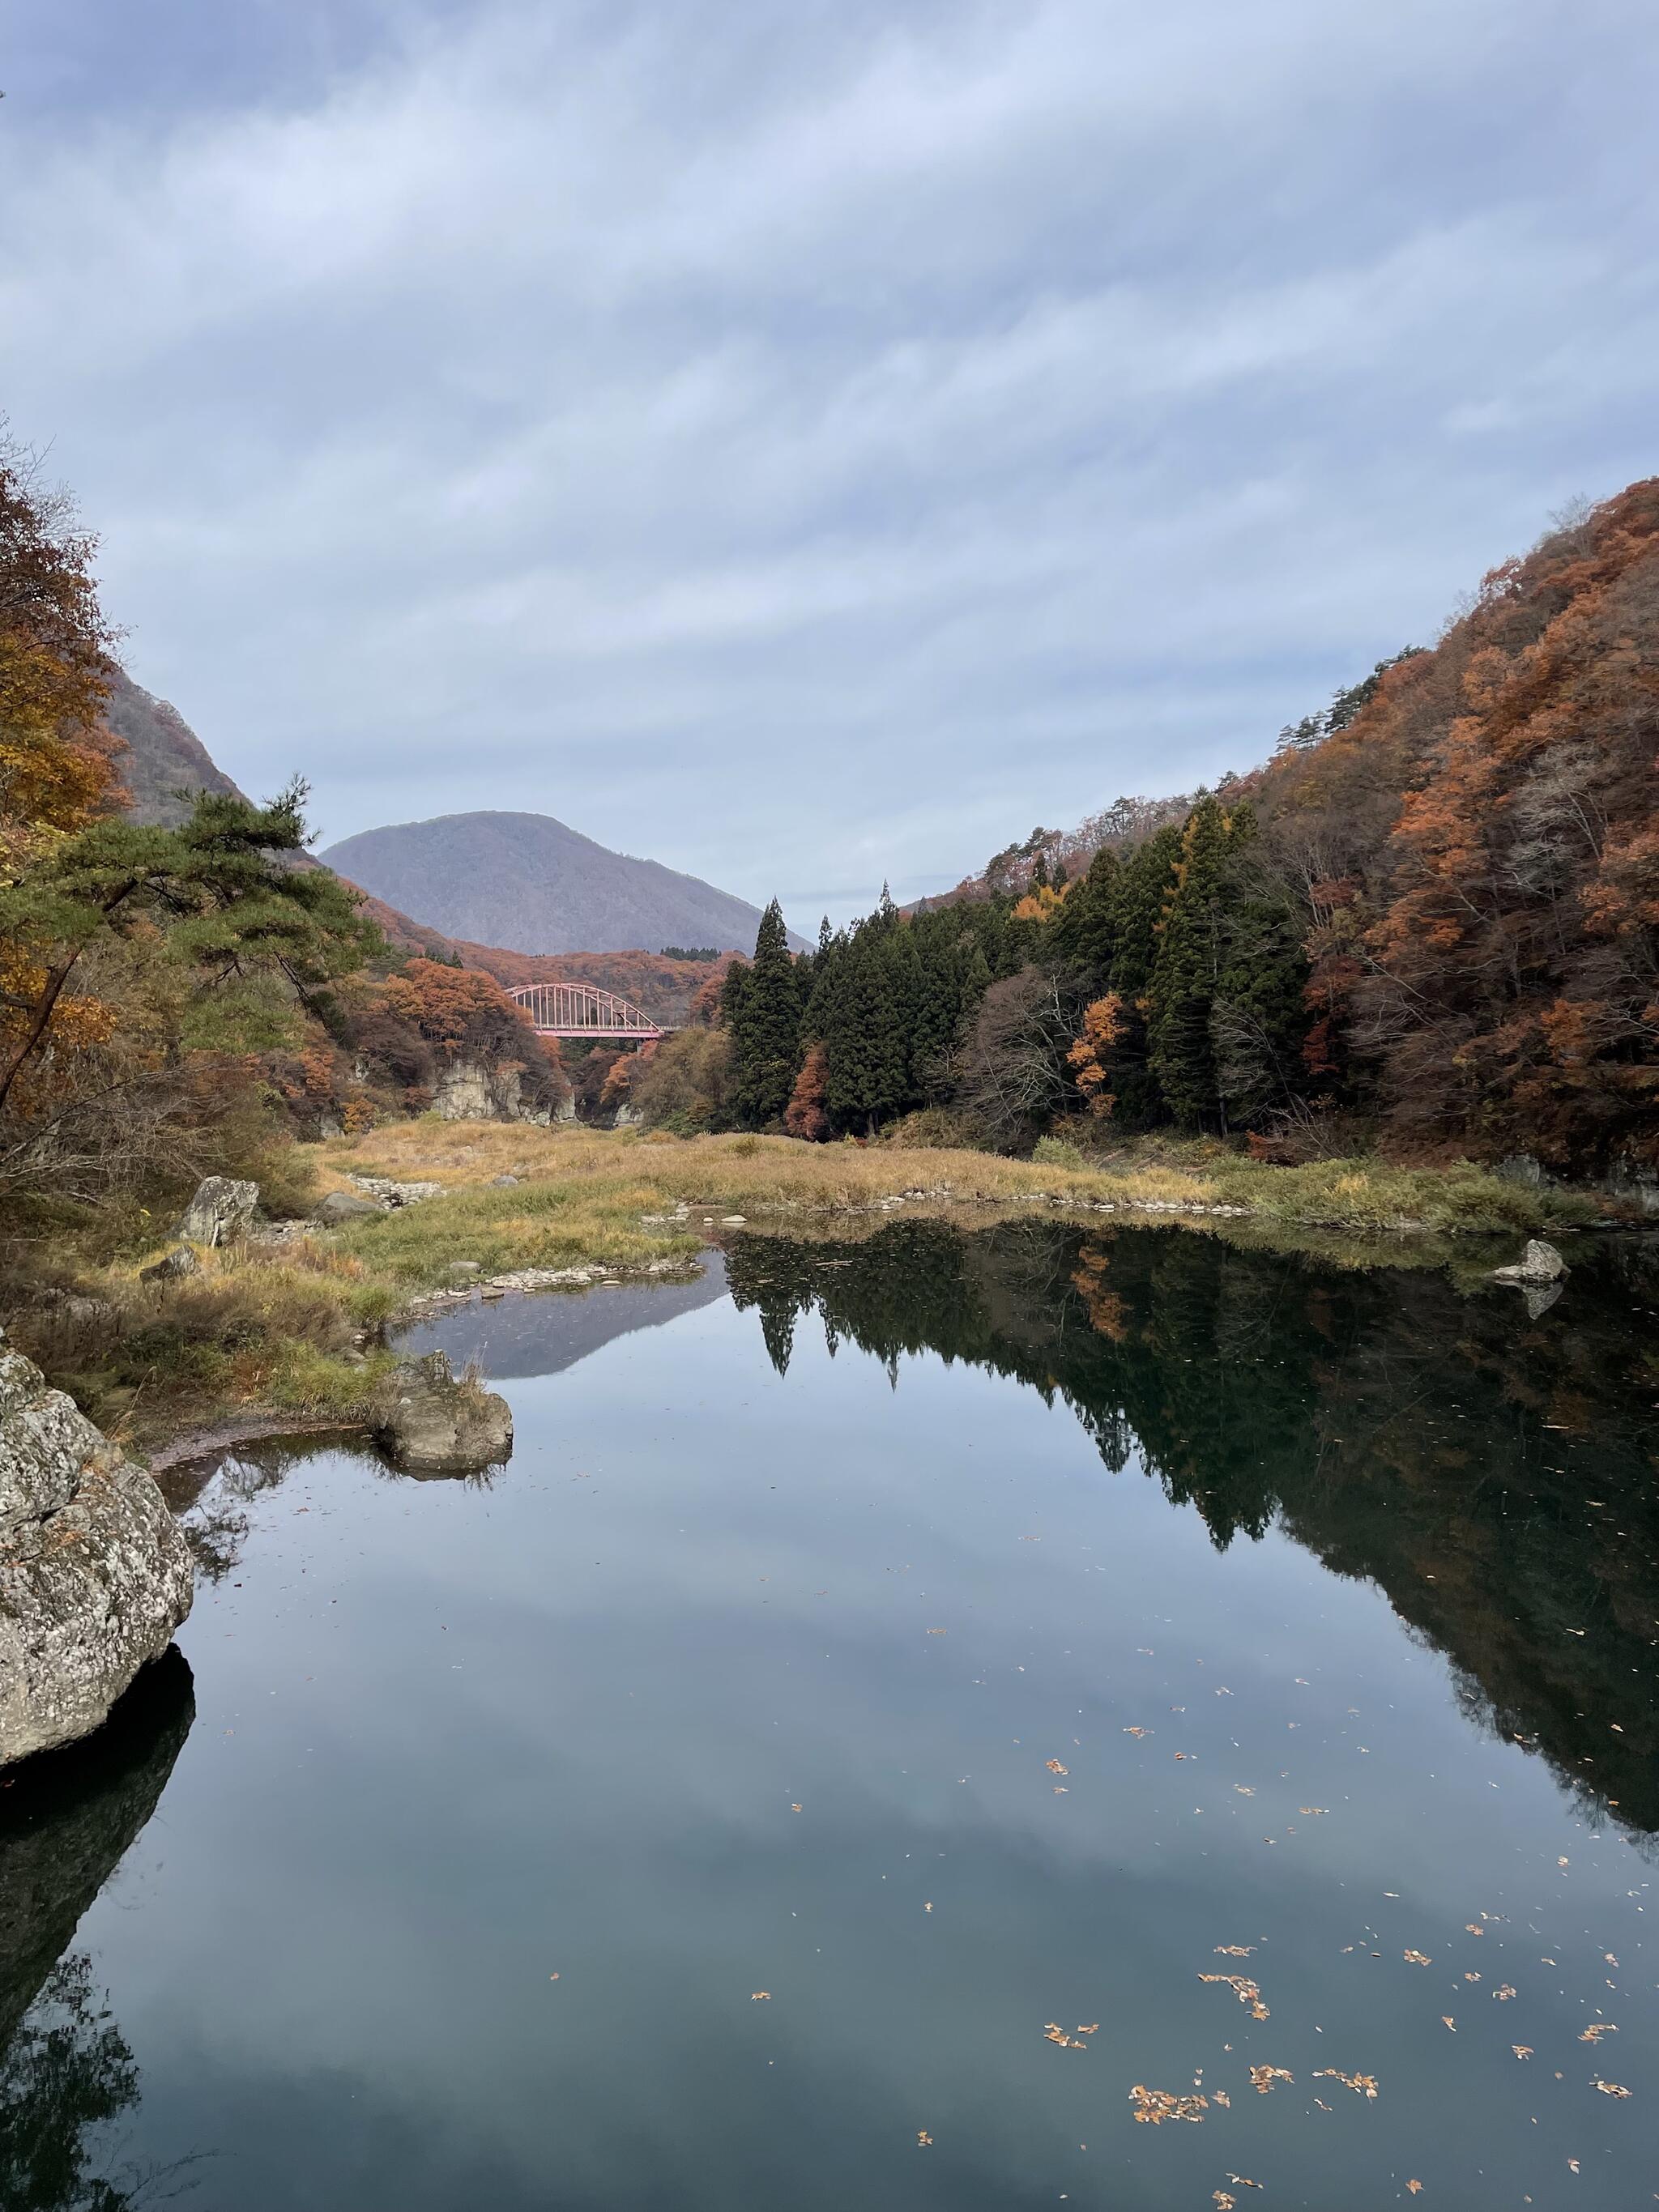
[783,1041,830,1140]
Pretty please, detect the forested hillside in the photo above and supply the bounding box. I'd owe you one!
[678,482,1657,1174]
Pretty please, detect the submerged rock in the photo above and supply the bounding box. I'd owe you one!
[373,1351,513,1475]
[1491,1238,1567,1286]
[0,1332,194,1767]
[174,1176,258,1247]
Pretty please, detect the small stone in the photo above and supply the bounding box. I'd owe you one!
[139,1246,200,1285]
[491,1174,520,1187]
[312,1190,385,1225]
[721,1215,747,1225]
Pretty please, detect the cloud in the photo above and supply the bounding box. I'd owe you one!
[2,0,1654,923]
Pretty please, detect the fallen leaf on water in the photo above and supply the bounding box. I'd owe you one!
[1406,2182,1423,2196]
[1225,2176,1263,2190]
[916,2130,932,2146]
[1214,1946,1256,1958]
[1214,2195,1236,2210]
[1234,1785,1255,1796]
[791,1804,802,1813]
[923,1902,932,1912]
[1592,2079,1631,2099]
[1200,1974,1269,2021]
[1076,2023,1100,2035]
[1043,2023,1090,2052]
[1299,1806,1329,1816]
[1313,2069,1379,2099]
[1512,2045,1533,2060]
[1580,2024,1618,2044]
[751,1992,770,2001]
[1404,1950,1432,1966]
[1441,2018,1456,2032]
[1465,1924,1485,1937]
[1046,1760,1069,1775]
[1128,2084,1206,2125]
[1124,1726,1149,1738]
[1211,2089,1231,2108]
[1464,1972,1482,1984]
[1567,2159,1580,2173]
[1494,1984,1516,2001]
[1248,2065,1293,2095]
[926,1628,946,1635]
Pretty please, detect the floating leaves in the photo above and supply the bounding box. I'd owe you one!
[1592,2078,1631,2099]
[1043,2023,1090,2052]
[1128,2084,1207,2125]
[1314,2069,1379,2099]
[1299,1807,1329,1817]
[1580,2024,1618,2044]
[1248,2065,1294,2095]
[1493,1984,1516,2001]
[1214,2195,1235,2210]
[1200,1973,1270,2022]
[1403,1950,1432,1966]
[1512,2045,1533,2060]
[750,1991,770,2001]
[1440,2018,1456,2032]
[1123,1726,1149,1738]
[916,2130,932,2146]
[1406,2183,1423,2197]
[1214,1946,1256,1958]
[1046,1760,1069,1775]
[1465,1924,1484,1937]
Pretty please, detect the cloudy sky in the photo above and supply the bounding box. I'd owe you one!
[2,1,1655,927]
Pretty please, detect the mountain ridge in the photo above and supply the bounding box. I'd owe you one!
[320,808,796,957]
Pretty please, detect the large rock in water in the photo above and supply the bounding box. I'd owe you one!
[0,1332,194,1767]
[174,1175,258,1246]
[1491,1238,1567,1285]
[373,1351,513,1475]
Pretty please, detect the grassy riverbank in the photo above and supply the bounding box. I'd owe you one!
[14,1123,1605,1451]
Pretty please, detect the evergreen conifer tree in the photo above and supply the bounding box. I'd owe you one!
[1147,796,1233,1127]
[727,898,801,1126]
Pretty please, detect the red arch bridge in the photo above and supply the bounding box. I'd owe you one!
[509,982,667,1040]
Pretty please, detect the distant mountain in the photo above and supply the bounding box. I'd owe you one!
[104,668,248,825]
[320,810,792,957]
[98,678,771,1007]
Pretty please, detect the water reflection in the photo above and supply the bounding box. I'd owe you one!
[726,1220,1659,1839]
[0,1652,197,2207]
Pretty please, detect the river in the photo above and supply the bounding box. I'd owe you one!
[2,1220,1655,2209]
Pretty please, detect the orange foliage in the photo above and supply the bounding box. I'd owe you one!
[1066,994,1126,1115]
[783,1041,830,1140]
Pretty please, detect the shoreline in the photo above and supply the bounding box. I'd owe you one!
[17,1123,1640,1463]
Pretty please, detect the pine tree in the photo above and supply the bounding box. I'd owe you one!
[1148,796,1233,1128]
[1050,846,1120,986]
[727,898,801,1126]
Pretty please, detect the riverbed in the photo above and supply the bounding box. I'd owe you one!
[3,1221,1655,2209]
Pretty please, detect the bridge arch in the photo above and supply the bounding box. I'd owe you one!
[509,982,665,1039]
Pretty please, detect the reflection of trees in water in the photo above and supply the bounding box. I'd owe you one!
[0,1652,203,2207]
[0,1952,203,2210]
[727,1221,1659,1842]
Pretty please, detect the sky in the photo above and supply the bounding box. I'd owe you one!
[2,1,1656,929]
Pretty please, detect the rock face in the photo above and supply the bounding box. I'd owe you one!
[174,1176,258,1246]
[433,1056,553,1125]
[0,1334,195,1767]
[1491,1238,1568,1285]
[372,1352,513,1476]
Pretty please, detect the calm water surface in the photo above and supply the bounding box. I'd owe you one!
[4,1221,1657,2210]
